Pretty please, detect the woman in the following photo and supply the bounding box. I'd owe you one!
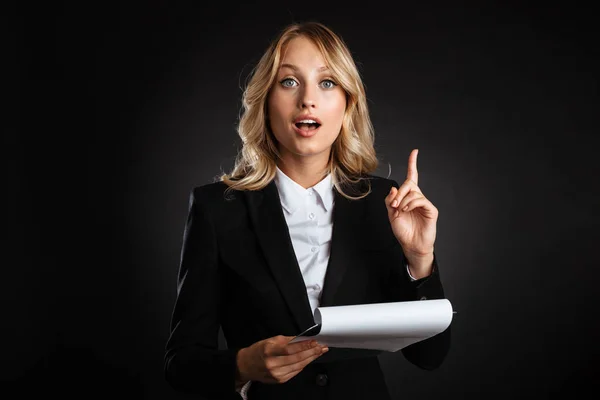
[164,21,451,400]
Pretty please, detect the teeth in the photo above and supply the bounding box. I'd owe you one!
[297,119,318,124]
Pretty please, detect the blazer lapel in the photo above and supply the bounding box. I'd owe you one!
[244,181,316,333]
[319,183,367,307]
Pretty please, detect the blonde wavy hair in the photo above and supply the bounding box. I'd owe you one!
[221,21,378,199]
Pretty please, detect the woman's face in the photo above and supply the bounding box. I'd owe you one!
[268,36,346,166]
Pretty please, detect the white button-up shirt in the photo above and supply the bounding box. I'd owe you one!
[274,166,335,316]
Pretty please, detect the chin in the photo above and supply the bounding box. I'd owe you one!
[290,147,328,158]
[290,139,332,156]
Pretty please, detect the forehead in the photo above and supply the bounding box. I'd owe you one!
[280,36,327,69]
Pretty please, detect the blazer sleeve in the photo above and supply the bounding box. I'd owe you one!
[164,188,242,400]
[386,179,451,371]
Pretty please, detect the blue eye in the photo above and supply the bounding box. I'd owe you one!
[280,78,297,88]
[320,79,337,89]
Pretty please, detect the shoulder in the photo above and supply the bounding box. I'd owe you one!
[186,181,250,231]
[191,180,228,200]
[336,174,399,201]
[189,181,245,210]
[364,174,400,196]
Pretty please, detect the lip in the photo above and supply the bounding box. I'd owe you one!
[292,114,322,138]
[293,123,320,138]
[293,114,322,125]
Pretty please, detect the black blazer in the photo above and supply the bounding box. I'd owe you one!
[164,175,451,400]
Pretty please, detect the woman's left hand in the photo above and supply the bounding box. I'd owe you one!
[385,149,438,276]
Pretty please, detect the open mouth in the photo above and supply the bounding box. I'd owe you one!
[294,122,321,131]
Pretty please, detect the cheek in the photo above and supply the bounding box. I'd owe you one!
[268,92,291,125]
[325,92,347,123]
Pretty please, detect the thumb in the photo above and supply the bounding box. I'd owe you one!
[265,336,294,356]
[274,335,296,347]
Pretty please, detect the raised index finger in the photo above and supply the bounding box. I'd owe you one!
[406,149,419,185]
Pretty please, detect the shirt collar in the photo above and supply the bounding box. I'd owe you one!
[274,166,334,214]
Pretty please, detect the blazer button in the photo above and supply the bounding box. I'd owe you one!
[315,373,328,387]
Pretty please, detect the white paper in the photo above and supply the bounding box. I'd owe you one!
[289,299,453,352]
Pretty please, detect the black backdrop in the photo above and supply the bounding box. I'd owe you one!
[9,2,599,399]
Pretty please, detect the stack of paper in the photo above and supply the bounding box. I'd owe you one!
[290,299,453,352]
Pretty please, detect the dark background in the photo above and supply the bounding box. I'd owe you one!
[9,2,598,399]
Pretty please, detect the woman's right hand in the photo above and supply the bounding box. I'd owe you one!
[235,335,328,385]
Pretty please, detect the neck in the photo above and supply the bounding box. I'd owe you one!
[277,153,330,189]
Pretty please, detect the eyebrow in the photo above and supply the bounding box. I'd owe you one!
[279,63,330,73]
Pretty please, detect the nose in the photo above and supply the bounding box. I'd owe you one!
[299,84,317,109]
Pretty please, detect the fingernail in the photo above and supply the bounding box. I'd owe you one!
[402,205,408,211]
[322,347,329,353]
[392,200,398,207]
